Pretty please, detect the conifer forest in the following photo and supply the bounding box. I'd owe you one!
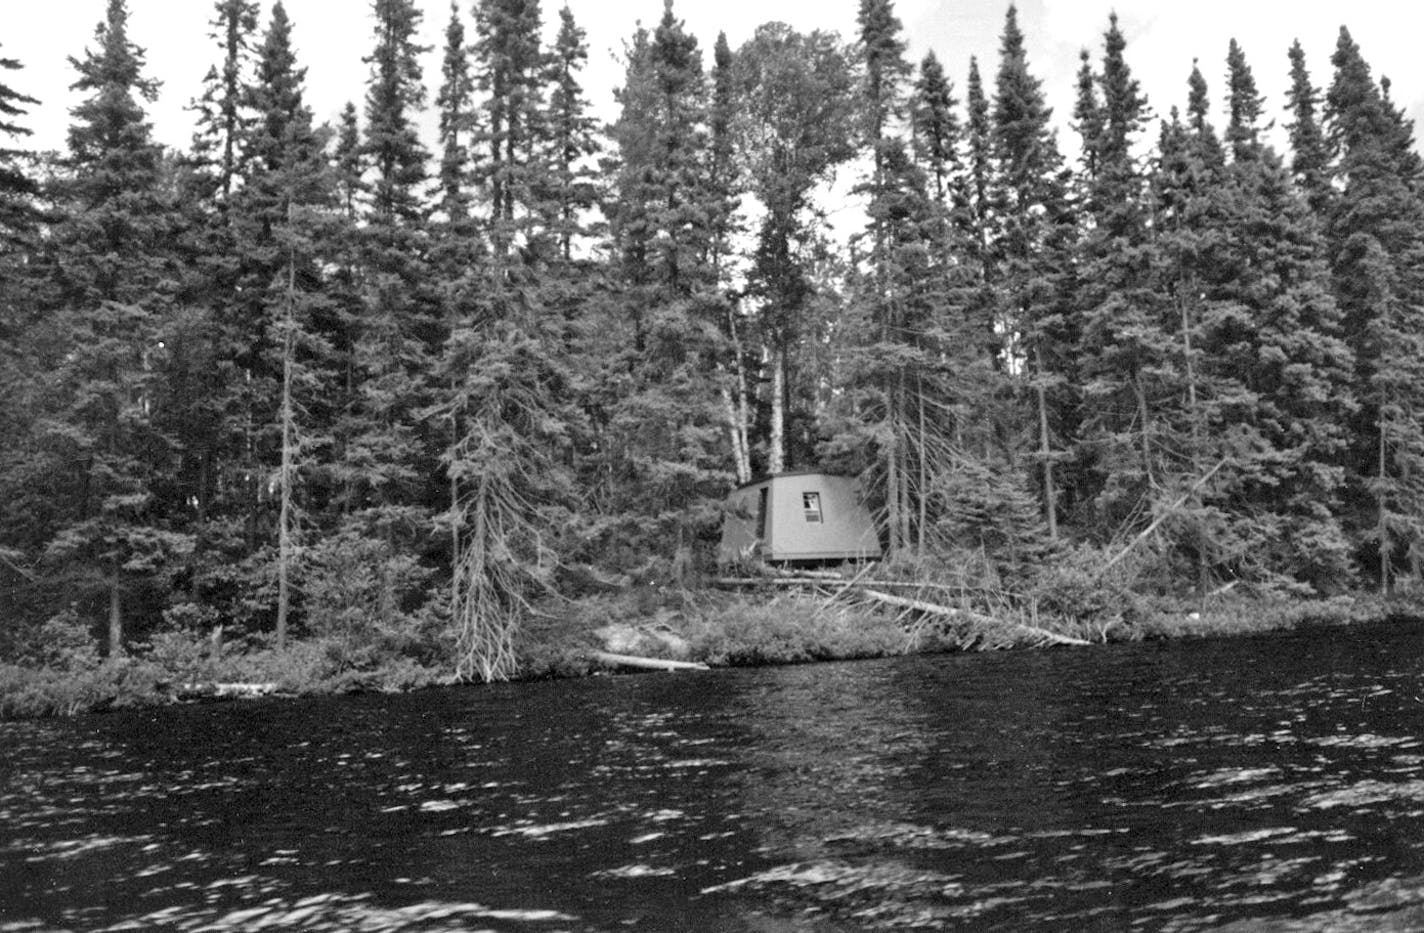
[2,0,1423,684]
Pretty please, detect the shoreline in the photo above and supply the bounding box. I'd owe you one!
[1,588,1416,721]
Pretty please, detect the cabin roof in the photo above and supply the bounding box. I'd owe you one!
[733,469,844,492]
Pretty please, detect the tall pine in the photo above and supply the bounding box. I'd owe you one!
[1325,28,1424,591]
[42,0,191,654]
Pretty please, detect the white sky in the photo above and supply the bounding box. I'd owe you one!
[6,1,1424,163]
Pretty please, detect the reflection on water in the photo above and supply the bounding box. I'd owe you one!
[2,619,1423,931]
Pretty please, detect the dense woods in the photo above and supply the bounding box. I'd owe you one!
[3,0,1424,682]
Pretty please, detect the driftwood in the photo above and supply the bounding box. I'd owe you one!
[716,576,1016,598]
[858,589,1090,647]
[175,682,280,699]
[591,651,710,672]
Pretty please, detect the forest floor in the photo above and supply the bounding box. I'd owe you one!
[1,584,1417,720]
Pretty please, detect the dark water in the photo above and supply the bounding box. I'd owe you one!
[3,620,1424,932]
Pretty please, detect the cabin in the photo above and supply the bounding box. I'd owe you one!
[718,471,882,566]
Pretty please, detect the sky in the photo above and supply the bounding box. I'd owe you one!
[6,0,1424,163]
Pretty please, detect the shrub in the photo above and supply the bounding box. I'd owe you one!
[20,608,100,671]
[682,594,906,666]
[0,658,168,719]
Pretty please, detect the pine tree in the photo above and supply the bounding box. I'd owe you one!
[734,23,855,475]
[228,1,337,646]
[911,51,956,204]
[1072,49,1104,181]
[838,0,963,558]
[0,45,46,639]
[1152,46,1355,591]
[441,0,587,680]
[434,1,476,223]
[344,0,434,532]
[0,45,40,248]
[1220,42,1355,589]
[41,0,191,654]
[708,31,752,484]
[964,56,991,237]
[474,0,545,259]
[1149,62,1227,589]
[1284,41,1334,223]
[961,56,997,360]
[989,3,1072,539]
[1325,27,1424,591]
[543,4,600,261]
[189,0,260,204]
[1074,14,1168,540]
[600,1,729,565]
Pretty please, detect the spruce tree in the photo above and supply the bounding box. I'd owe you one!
[229,1,337,646]
[473,0,545,258]
[543,5,600,261]
[434,1,476,223]
[189,0,260,204]
[989,4,1072,539]
[1219,42,1355,589]
[1149,63,1227,589]
[837,0,965,557]
[600,1,729,565]
[1325,27,1424,591]
[345,0,434,534]
[442,0,582,680]
[961,56,997,361]
[0,45,46,641]
[1285,40,1332,217]
[1153,47,1355,591]
[706,31,754,484]
[42,0,192,654]
[912,51,956,205]
[1073,14,1168,541]
[0,45,40,248]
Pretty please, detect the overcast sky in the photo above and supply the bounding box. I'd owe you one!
[7,1,1424,162]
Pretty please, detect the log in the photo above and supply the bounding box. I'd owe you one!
[858,589,1090,647]
[772,567,849,580]
[175,682,280,698]
[591,651,710,672]
[1095,458,1228,580]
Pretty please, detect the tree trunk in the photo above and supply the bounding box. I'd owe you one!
[768,345,786,475]
[721,381,751,485]
[1380,412,1391,596]
[730,311,754,483]
[1134,369,1154,488]
[1034,347,1057,541]
[917,380,927,557]
[1178,288,1208,594]
[886,409,902,557]
[276,239,297,650]
[108,574,123,658]
[897,377,910,552]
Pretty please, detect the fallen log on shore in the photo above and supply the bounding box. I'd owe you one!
[857,589,1090,647]
[591,651,710,672]
[174,682,282,699]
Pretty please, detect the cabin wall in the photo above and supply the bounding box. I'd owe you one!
[716,484,766,565]
[763,475,881,562]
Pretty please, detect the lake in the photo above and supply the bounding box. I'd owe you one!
[2,618,1423,931]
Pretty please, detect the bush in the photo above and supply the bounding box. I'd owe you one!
[20,608,101,671]
[0,658,168,719]
[682,594,906,666]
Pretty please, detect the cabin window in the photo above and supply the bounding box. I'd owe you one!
[802,491,822,523]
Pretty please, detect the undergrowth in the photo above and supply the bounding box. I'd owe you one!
[3,571,1417,720]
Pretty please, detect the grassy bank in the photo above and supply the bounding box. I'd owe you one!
[2,584,1418,720]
